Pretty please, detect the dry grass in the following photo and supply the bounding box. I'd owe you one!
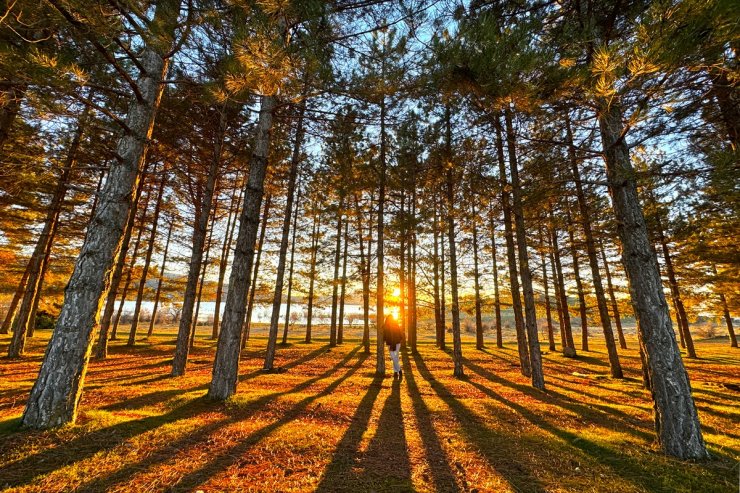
[0,325,738,492]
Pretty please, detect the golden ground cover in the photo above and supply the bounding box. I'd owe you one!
[0,327,737,492]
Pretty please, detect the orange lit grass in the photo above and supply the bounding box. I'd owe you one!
[0,326,737,492]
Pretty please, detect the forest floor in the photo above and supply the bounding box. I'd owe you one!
[0,326,738,492]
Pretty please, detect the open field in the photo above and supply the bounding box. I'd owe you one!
[0,327,738,492]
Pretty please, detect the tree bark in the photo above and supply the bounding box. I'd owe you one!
[471,201,484,350]
[305,208,319,344]
[244,194,272,346]
[21,0,177,428]
[328,206,343,348]
[147,219,173,338]
[494,115,530,376]
[128,167,168,346]
[337,218,349,345]
[504,109,544,390]
[599,240,627,349]
[566,116,622,377]
[549,210,576,355]
[489,210,503,348]
[0,265,30,335]
[213,183,243,339]
[354,193,371,353]
[598,100,707,459]
[539,233,556,352]
[433,198,443,348]
[190,204,217,350]
[375,91,387,376]
[282,188,301,345]
[209,95,275,399]
[565,201,589,352]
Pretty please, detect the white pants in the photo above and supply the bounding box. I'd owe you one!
[389,343,401,373]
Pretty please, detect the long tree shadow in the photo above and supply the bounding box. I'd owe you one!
[402,350,460,493]
[72,347,364,493]
[314,375,385,491]
[0,344,345,488]
[412,352,545,493]
[348,378,414,491]
[168,350,369,492]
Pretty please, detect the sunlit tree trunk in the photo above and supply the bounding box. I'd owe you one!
[244,194,272,346]
[305,209,319,344]
[21,0,178,428]
[549,210,576,356]
[600,240,627,349]
[282,188,301,346]
[375,91,387,376]
[147,219,173,338]
[565,201,589,352]
[210,95,275,399]
[494,115,530,375]
[354,193,371,353]
[213,183,243,339]
[328,205,343,348]
[433,199,443,347]
[598,100,707,459]
[191,207,217,350]
[337,219,349,345]
[489,208,503,348]
[539,233,556,352]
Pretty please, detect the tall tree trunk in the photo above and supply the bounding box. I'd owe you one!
[439,200,447,350]
[213,183,243,339]
[21,0,178,428]
[210,95,275,399]
[655,216,697,358]
[264,100,305,370]
[598,100,707,459]
[549,210,576,356]
[337,219,349,345]
[354,193,371,353]
[432,198,443,347]
[0,266,30,335]
[147,219,173,338]
[504,109,544,390]
[328,206,343,348]
[548,231,566,349]
[399,193,406,347]
[445,106,464,378]
[489,210,503,348]
[565,202,589,351]
[375,91,387,376]
[111,190,151,340]
[191,206,217,350]
[95,169,149,359]
[243,194,272,346]
[409,181,418,353]
[128,168,168,346]
[305,209,319,344]
[282,188,301,345]
[600,240,627,349]
[539,233,556,352]
[494,115,530,376]
[471,201,484,350]
[27,215,60,339]
[172,105,227,376]
[9,106,87,357]
[719,292,737,348]
[566,117,622,377]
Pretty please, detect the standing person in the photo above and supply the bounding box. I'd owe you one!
[384,313,403,379]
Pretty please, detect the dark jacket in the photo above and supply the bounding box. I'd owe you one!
[384,316,403,348]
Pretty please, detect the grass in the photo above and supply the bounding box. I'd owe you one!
[0,325,738,492]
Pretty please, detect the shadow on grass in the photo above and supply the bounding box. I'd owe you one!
[72,347,364,493]
[412,352,545,493]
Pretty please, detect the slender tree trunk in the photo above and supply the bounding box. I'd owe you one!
[719,293,737,348]
[655,216,697,358]
[433,199,442,347]
[213,183,243,339]
[244,194,272,346]
[147,219,173,338]
[565,202,589,352]
[409,182,418,353]
[504,109,544,390]
[549,210,576,355]
[282,188,301,345]
[95,170,149,359]
[305,210,319,344]
[9,106,87,357]
[566,116,622,377]
[440,201,447,350]
[539,234,556,351]
[191,207,217,350]
[375,93,387,376]
[0,266,30,335]
[598,100,707,459]
[494,115,530,376]
[21,1,178,428]
[600,241,627,349]
[128,168,168,346]
[354,193,371,353]
[328,206,343,348]
[400,193,406,347]
[27,216,59,339]
[489,211,503,348]
[471,202,484,350]
[172,105,227,376]
[445,106,464,378]
[548,232,566,349]
[209,95,275,399]
[337,219,349,345]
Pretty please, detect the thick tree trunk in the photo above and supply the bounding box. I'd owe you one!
[565,202,589,351]
[9,107,86,357]
[598,100,707,459]
[337,219,349,345]
[494,115,530,376]
[549,211,576,355]
[95,171,149,359]
[213,183,243,339]
[209,95,275,399]
[600,240,627,349]
[655,217,697,358]
[21,1,177,427]
[504,110,544,390]
[147,219,173,338]
[128,169,167,346]
[489,212,503,348]
[305,210,319,344]
[282,188,301,346]
[244,194,272,346]
[445,106,464,378]
[566,117,622,377]
[265,102,305,370]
